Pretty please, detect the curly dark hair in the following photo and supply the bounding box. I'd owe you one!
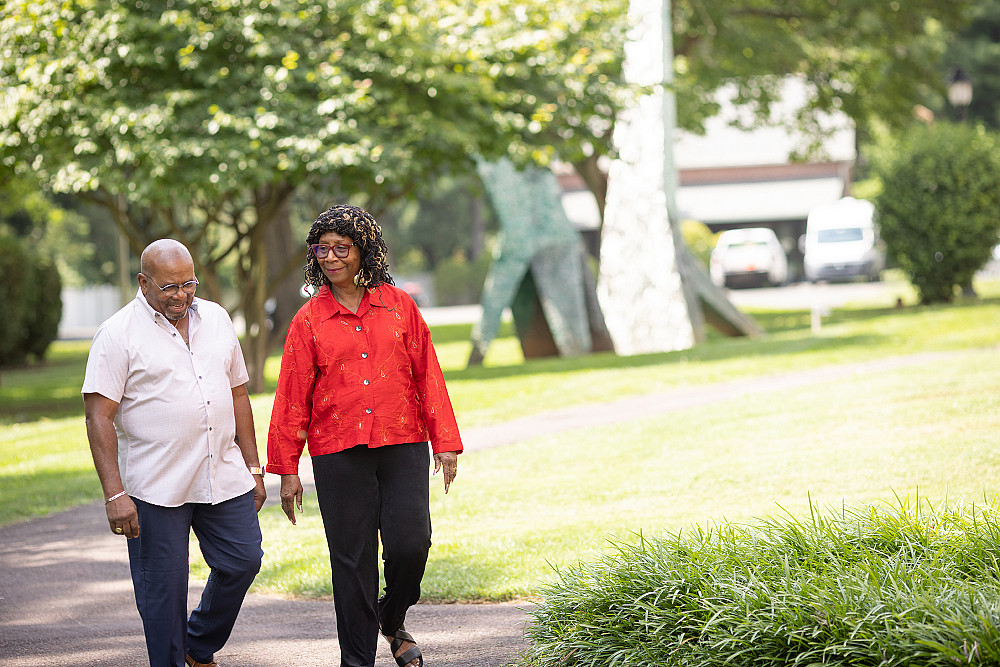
[304,204,393,292]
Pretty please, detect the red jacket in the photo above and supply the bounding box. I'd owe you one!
[266,284,463,475]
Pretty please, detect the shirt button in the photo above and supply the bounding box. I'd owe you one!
[366,408,372,414]
[355,325,362,331]
[363,379,370,385]
[361,353,368,359]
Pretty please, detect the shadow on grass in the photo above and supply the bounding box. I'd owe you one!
[437,297,1000,382]
[445,329,884,382]
[0,468,99,527]
[0,397,85,425]
[419,552,544,602]
[5,298,994,423]
[0,342,90,425]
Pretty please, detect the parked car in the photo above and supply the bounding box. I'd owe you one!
[710,227,789,288]
[802,197,885,282]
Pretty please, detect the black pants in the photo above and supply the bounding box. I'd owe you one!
[312,442,432,667]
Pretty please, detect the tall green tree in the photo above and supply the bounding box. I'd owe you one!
[1,0,977,386]
[1,0,624,389]
[671,1,971,136]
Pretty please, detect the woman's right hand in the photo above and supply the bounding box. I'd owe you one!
[279,474,304,525]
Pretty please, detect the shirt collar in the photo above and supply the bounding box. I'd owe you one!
[314,284,391,318]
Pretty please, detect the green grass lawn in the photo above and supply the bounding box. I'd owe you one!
[3,278,1000,601]
[0,340,92,425]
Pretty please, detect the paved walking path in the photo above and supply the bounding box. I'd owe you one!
[0,349,964,666]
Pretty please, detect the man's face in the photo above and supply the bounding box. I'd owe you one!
[139,257,197,322]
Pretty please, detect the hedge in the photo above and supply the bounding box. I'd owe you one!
[873,123,1000,304]
[523,499,1000,666]
[0,233,62,366]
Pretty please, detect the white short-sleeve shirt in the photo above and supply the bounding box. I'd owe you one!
[82,290,254,506]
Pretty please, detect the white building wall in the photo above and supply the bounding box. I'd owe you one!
[673,77,856,169]
[59,285,122,340]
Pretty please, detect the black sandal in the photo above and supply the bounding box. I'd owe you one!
[388,628,423,667]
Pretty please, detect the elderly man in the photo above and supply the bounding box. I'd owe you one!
[83,239,266,667]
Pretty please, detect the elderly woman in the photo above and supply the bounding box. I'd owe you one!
[266,205,462,667]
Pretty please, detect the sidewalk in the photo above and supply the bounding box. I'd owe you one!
[0,499,531,667]
[0,349,964,666]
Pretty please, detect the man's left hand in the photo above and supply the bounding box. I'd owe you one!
[253,476,267,512]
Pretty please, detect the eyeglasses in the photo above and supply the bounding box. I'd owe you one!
[144,275,199,297]
[310,243,356,259]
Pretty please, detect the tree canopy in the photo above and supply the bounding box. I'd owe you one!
[0,0,980,386]
[671,0,973,151]
[0,0,630,389]
[525,0,975,219]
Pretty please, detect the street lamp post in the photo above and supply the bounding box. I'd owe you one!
[946,67,977,297]
[947,67,974,122]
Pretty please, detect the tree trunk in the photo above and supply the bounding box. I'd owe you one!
[92,184,302,394]
[245,233,269,394]
[265,205,310,372]
[572,154,609,234]
[241,183,297,394]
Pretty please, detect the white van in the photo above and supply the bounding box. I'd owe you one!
[803,197,885,282]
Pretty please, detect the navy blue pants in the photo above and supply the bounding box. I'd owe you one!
[313,443,432,667]
[127,490,263,667]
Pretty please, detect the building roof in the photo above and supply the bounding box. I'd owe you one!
[676,176,846,224]
[558,77,857,229]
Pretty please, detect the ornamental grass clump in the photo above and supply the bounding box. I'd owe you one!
[522,499,1000,666]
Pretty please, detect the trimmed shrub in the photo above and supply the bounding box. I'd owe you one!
[873,123,1000,304]
[0,234,31,365]
[24,252,62,359]
[523,500,1000,666]
[0,233,62,366]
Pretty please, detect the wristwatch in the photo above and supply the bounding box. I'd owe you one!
[248,466,264,476]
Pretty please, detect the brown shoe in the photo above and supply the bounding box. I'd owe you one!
[185,654,217,667]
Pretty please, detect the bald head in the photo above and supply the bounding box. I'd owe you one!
[140,239,193,277]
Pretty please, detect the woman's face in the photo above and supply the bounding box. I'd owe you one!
[314,231,361,291]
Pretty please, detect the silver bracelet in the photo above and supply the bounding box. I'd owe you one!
[105,490,128,504]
